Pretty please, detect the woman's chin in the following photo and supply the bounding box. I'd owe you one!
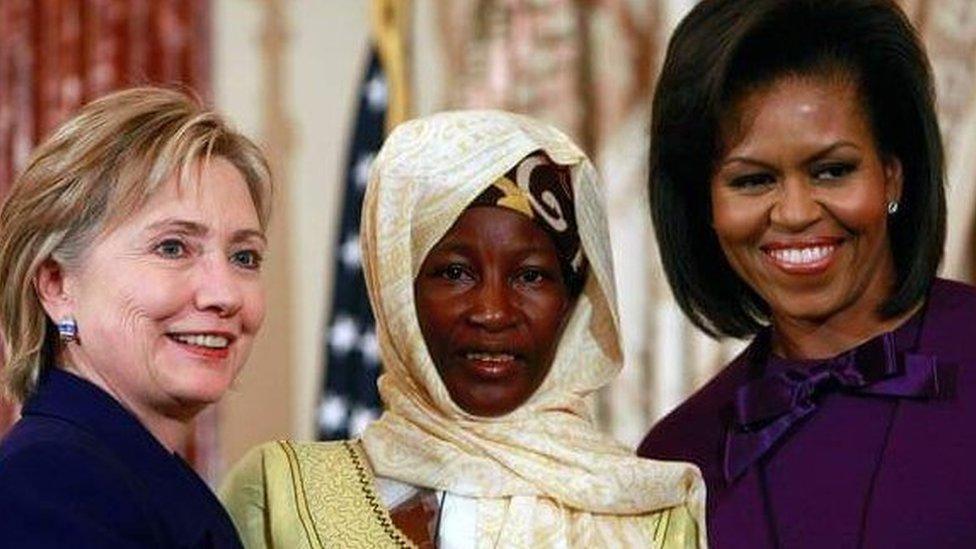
[448,386,529,417]
[766,288,852,325]
[156,358,240,411]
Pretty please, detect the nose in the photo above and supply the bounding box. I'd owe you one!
[467,276,518,332]
[193,254,244,317]
[770,176,822,231]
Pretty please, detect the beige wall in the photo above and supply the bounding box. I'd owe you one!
[212,0,371,475]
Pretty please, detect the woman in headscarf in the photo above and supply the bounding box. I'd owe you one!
[221,110,705,547]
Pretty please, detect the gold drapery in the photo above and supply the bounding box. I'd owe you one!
[371,0,413,132]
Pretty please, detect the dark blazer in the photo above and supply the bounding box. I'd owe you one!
[0,367,243,549]
[639,278,976,548]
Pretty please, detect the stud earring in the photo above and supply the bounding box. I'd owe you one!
[887,200,899,215]
[57,316,78,343]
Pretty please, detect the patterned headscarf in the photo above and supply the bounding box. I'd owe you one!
[469,152,586,293]
[359,110,705,546]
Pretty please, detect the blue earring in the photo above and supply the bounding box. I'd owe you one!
[57,317,78,343]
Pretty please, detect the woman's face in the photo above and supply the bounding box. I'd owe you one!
[59,157,266,421]
[414,206,573,417]
[710,76,902,326]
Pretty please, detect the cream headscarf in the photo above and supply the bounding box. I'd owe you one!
[360,110,705,546]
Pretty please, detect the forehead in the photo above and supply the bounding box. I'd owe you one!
[113,157,261,235]
[433,206,558,254]
[721,75,873,154]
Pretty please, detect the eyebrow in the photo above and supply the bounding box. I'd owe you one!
[231,228,268,246]
[805,141,862,163]
[143,219,267,245]
[720,141,862,170]
[428,242,477,258]
[431,241,559,261]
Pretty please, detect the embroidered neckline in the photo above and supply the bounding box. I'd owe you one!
[343,440,415,548]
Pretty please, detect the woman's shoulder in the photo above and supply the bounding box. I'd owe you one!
[637,339,757,494]
[222,439,364,489]
[929,277,976,318]
[219,440,359,522]
[638,341,754,455]
[0,418,163,546]
[0,414,137,489]
[220,439,412,549]
[922,278,976,356]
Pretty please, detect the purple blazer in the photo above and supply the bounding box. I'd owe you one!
[639,278,976,548]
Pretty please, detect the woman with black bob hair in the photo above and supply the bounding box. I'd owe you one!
[639,0,976,546]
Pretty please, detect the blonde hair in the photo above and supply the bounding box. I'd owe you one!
[0,87,273,402]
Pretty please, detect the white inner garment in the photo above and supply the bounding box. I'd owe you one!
[374,475,478,548]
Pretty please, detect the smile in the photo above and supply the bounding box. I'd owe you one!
[767,245,834,265]
[166,331,236,360]
[169,333,230,349]
[761,240,842,274]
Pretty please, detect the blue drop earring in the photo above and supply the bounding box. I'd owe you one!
[57,316,78,343]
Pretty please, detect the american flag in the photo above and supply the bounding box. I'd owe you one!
[316,50,386,440]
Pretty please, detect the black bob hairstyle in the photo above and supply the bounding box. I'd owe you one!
[648,0,946,338]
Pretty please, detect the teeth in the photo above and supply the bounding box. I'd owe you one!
[171,334,229,349]
[466,352,515,363]
[768,245,834,265]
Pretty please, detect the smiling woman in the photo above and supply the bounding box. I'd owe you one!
[0,87,271,548]
[638,0,976,547]
[220,110,705,548]
[710,75,905,352]
[49,157,267,425]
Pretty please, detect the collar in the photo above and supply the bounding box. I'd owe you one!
[724,293,943,483]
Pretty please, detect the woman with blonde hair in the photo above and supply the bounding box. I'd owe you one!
[221,110,705,547]
[0,87,271,548]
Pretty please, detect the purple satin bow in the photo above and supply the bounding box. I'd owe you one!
[723,332,940,482]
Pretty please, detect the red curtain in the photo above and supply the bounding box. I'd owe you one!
[0,0,215,476]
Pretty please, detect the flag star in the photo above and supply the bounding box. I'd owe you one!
[360,330,380,365]
[348,405,380,437]
[318,394,349,431]
[341,235,361,270]
[329,316,359,355]
[353,152,374,190]
[364,73,388,111]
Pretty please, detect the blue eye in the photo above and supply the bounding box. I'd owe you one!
[232,250,263,270]
[155,239,187,259]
